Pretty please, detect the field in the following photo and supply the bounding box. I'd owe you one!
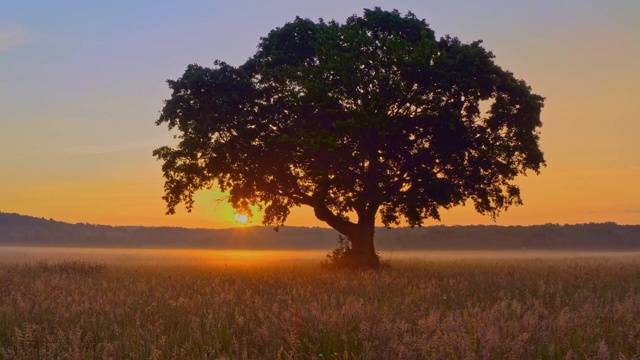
[1,247,640,359]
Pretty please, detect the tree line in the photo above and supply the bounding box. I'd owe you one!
[1,213,639,251]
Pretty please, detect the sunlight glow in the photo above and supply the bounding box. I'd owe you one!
[233,213,248,224]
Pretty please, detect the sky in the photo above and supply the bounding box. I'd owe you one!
[1,1,639,229]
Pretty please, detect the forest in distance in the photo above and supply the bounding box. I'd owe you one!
[1,212,639,251]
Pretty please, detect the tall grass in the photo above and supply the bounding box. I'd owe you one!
[1,256,639,359]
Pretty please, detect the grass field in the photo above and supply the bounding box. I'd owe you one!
[1,247,639,359]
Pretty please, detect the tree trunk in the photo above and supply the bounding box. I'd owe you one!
[314,204,381,269]
[344,219,381,269]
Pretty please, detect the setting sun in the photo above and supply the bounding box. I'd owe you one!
[233,213,248,225]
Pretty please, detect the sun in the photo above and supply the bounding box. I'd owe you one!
[233,213,249,225]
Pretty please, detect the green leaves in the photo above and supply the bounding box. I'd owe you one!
[155,8,545,231]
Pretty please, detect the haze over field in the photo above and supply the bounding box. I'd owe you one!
[1,1,639,229]
[3,246,640,267]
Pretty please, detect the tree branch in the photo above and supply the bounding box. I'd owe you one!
[313,204,359,237]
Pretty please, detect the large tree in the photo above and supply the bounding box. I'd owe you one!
[154,8,545,268]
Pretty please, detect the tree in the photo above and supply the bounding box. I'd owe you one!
[154,8,545,268]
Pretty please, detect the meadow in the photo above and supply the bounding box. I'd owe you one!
[1,247,639,359]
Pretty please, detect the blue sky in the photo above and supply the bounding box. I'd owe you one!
[1,1,639,228]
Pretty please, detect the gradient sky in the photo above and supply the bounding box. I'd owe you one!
[1,1,639,229]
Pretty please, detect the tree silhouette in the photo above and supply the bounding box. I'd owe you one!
[154,8,545,268]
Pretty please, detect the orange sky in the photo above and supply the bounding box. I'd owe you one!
[1,1,639,228]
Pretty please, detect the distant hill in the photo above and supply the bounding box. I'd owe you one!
[1,212,640,251]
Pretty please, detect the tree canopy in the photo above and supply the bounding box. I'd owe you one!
[154,8,545,267]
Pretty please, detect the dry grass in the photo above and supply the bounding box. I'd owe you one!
[1,251,640,359]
